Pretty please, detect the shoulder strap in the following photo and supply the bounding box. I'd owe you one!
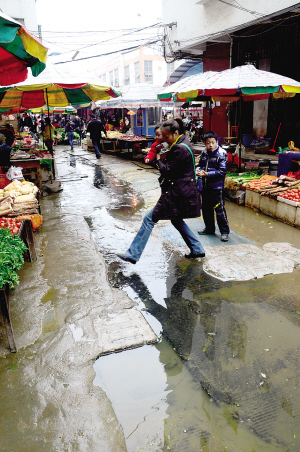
[180,142,197,181]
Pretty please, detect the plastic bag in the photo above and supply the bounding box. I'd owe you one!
[6,166,23,181]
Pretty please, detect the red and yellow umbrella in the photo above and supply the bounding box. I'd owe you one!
[0,64,121,109]
[0,12,48,86]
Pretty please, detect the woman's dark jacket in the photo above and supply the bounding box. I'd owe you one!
[152,135,201,222]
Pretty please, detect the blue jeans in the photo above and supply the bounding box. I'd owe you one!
[92,139,101,157]
[124,207,205,262]
[68,131,74,148]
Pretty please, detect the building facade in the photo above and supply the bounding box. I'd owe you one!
[0,0,39,32]
[91,44,180,88]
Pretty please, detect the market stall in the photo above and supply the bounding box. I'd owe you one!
[83,127,154,158]
[158,65,300,168]
[97,83,175,136]
[245,174,300,227]
[9,131,54,186]
[116,134,153,159]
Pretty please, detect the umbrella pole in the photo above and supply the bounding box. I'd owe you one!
[209,101,212,131]
[238,97,242,172]
[45,88,55,178]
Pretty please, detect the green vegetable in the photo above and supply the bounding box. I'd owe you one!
[40,159,52,171]
[0,228,27,288]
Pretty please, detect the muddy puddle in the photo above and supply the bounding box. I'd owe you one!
[69,156,300,452]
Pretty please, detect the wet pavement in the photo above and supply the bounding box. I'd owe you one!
[1,144,300,451]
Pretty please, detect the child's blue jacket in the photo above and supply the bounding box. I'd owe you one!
[196,146,227,190]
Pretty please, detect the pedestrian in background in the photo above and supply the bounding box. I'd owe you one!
[117,118,205,264]
[87,114,107,159]
[43,117,55,154]
[2,123,15,146]
[196,131,230,241]
[65,119,75,150]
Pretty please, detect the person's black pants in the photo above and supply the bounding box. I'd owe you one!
[202,187,230,234]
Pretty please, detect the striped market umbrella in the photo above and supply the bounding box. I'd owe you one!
[158,65,300,102]
[31,106,77,114]
[0,64,121,110]
[98,83,173,108]
[0,12,48,86]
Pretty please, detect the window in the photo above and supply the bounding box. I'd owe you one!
[144,60,153,83]
[134,62,140,84]
[103,73,107,83]
[148,107,160,126]
[114,68,119,87]
[109,71,113,85]
[124,65,130,85]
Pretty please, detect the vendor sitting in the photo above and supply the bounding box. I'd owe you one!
[2,123,15,147]
[0,135,12,171]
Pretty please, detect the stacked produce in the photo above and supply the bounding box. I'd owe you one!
[278,189,300,203]
[0,217,22,234]
[117,135,147,142]
[103,131,125,139]
[11,145,52,160]
[0,180,39,216]
[225,172,262,191]
[0,227,27,288]
[285,170,300,180]
[0,214,42,232]
[246,174,277,191]
[254,175,300,198]
[54,128,65,143]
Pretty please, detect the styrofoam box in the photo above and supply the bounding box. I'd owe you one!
[277,196,300,207]
[276,199,296,225]
[260,196,277,217]
[295,207,300,228]
[245,189,260,210]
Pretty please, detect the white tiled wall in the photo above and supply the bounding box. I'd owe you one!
[1,0,38,32]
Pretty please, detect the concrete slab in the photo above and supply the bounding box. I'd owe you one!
[93,309,157,354]
[203,244,295,281]
[158,218,254,248]
[263,242,300,266]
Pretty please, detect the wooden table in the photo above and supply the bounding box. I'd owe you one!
[223,136,238,145]
[11,158,54,188]
[117,138,154,159]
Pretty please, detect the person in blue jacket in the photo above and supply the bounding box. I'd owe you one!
[196,131,230,241]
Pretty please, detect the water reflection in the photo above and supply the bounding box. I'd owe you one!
[69,154,76,168]
[86,157,300,451]
[92,166,144,216]
[93,165,106,188]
